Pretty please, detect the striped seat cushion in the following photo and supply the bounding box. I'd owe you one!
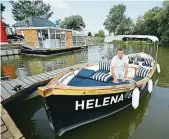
[136,66,150,78]
[90,72,112,82]
[144,58,154,67]
[99,61,111,71]
[128,55,136,63]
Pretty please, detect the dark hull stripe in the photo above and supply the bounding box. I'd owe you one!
[57,102,132,136]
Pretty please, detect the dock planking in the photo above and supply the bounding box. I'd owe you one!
[1,86,11,100]
[7,80,20,88]
[19,77,34,86]
[40,73,52,78]
[44,71,55,77]
[13,78,29,88]
[1,82,17,95]
[1,125,7,133]
[0,63,87,104]
[26,76,39,83]
[1,131,11,139]
[1,118,4,126]
[31,76,44,82]
[6,50,13,55]
[36,74,49,80]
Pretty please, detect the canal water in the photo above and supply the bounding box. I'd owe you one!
[2,44,169,139]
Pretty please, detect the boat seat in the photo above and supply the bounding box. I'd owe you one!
[76,69,95,79]
[142,63,151,67]
[133,76,143,82]
[67,68,143,87]
[68,76,131,87]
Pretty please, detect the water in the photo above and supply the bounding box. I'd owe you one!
[2,44,169,139]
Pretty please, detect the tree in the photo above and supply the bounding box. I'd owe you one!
[158,1,169,45]
[103,4,126,34]
[60,15,85,31]
[116,17,134,35]
[133,1,169,45]
[94,33,98,37]
[1,3,5,19]
[10,0,53,21]
[97,30,105,38]
[88,32,92,36]
[133,16,147,35]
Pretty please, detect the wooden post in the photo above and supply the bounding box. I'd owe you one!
[40,30,43,48]
[48,29,51,48]
[55,29,57,48]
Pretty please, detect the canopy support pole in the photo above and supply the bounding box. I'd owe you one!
[155,41,159,63]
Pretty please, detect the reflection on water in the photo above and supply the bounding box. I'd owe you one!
[1,44,157,79]
[1,49,88,78]
[3,44,169,139]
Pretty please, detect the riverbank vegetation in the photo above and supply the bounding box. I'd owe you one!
[104,1,169,46]
[87,36,104,44]
[87,30,105,44]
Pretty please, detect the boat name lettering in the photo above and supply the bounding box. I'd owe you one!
[75,94,123,110]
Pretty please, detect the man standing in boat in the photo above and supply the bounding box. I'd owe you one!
[111,48,129,83]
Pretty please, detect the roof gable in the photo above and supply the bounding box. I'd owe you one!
[13,16,56,27]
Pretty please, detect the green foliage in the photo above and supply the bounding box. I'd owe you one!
[60,15,85,31]
[94,33,98,37]
[104,4,126,34]
[97,30,105,38]
[116,17,134,35]
[133,7,162,38]
[133,1,169,45]
[10,0,53,21]
[87,36,104,44]
[1,3,5,19]
[104,1,169,45]
[88,32,92,36]
[104,4,134,35]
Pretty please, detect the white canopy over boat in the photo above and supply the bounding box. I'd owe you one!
[104,35,159,43]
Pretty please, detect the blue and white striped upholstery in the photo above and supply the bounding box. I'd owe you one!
[90,72,112,82]
[128,55,136,63]
[137,66,150,78]
[144,58,154,66]
[99,61,111,71]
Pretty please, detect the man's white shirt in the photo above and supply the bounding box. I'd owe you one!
[110,55,129,78]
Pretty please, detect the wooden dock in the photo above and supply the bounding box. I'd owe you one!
[0,63,88,104]
[1,104,25,139]
[0,49,21,57]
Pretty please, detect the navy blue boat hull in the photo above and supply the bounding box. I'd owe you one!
[43,85,148,136]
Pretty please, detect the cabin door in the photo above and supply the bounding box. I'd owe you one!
[55,33,61,48]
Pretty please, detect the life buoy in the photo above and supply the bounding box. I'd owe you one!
[148,79,153,93]
[132,87,140,109]
[157,63,161,73]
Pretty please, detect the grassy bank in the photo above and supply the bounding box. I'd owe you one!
[87,36,104,44]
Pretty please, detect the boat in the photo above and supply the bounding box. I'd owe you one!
[38,35,160,136]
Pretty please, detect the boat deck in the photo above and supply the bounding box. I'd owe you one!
[67,76,143,87]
